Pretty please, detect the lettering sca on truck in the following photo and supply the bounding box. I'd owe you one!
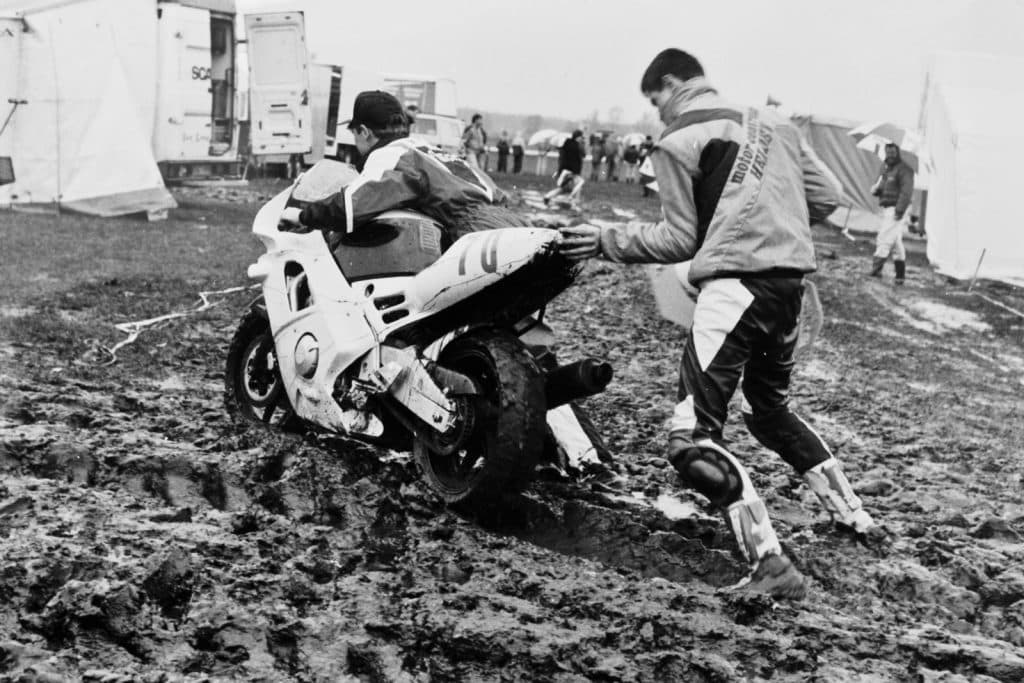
[191,66,211,81]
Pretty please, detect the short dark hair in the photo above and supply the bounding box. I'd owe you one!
[572,129,583,139]
[472,113,483,123]
[640,49,704,93]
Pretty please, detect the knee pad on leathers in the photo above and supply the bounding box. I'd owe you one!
[669,446,744,508]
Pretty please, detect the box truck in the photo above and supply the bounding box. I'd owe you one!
[155,1,311,179]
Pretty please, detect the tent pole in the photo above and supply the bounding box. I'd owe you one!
[967,248,986,293]
[48,15,61,216]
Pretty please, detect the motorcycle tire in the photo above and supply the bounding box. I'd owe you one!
[224,308,304,432]
[414,329,545,505]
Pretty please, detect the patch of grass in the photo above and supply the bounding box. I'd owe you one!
[0,197,262,305]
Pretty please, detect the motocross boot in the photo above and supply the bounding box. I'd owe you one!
[725,497,808,601]
[869,256,886,277]
[803,457,890,554]
[894,260,906,285]
[733,552,808,601]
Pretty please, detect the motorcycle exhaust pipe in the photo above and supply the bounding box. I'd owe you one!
[544,358,613,408]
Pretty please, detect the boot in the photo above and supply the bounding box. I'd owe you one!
[724,497,806,600]
[803,457,890,553]
[869,256,886,277]
[732,552,808,600]
[894,260,906,285]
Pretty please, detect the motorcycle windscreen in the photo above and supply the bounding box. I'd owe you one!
[244,11,312,156]
[290,159,359,202]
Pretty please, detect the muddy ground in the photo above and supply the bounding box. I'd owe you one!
[2,174,1024,682]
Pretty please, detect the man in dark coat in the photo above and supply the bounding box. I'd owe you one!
[869,143,915,284]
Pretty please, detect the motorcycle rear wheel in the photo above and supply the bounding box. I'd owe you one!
[414,329,545,505]
[224,309,303,431]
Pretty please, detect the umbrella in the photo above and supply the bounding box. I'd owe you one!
[849,121,929,174]
[848,121,918,147]
[621,132,646,147]
[527,129,568,147]
[855,134,930,176]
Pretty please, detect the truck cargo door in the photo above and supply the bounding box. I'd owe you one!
[244,12,311,157]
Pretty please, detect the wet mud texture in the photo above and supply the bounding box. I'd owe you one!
[3,185,1024,681]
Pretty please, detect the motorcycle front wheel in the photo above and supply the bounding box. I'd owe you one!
[224,308,303,431]
[414,329,546,505]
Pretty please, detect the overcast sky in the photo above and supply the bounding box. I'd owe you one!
[240,0,1024,127]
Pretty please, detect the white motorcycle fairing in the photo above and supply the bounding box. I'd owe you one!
[246,185,570,439]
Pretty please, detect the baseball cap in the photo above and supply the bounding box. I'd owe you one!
[344,91,409,132]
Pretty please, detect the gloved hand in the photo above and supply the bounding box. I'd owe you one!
[279,207,313,233]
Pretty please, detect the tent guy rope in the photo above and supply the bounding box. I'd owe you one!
[102,284,257,365]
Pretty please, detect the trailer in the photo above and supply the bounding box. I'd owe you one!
[155,1,311,180]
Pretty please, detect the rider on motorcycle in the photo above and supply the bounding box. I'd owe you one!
[288,90,523,244]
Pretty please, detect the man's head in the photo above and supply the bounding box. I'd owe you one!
[472,113,483,127]
[346,91,409,155]
[884,142,901,163]
[572,129,584,140]
[640,48,704,110]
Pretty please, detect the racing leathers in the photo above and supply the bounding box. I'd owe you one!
[298,137,523,243]
[593,77,881,579]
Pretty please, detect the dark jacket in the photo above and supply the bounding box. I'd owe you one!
[873,156,914,218]
[299,137,505,234]
[559,137,583,175]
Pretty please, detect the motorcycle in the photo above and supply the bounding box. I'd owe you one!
[224,160,613,505]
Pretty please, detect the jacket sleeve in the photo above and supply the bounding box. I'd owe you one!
[299,146,423,232]
[895,165,914,218]
[799,137,842,223]
[598,148,698,263]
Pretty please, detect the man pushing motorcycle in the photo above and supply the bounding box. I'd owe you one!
[558,49,888,600]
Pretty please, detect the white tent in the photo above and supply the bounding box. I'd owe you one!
[0,0,176,216]
[919,51,1024,285]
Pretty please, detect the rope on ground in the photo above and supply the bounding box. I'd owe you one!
[102,284,258,365]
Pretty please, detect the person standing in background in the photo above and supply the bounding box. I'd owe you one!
[589,133,605,181]
[604,135,621,182]
[496,130,511,173]
[868,143,915,284]
[511,131,525,174]
[462,114,486,170]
